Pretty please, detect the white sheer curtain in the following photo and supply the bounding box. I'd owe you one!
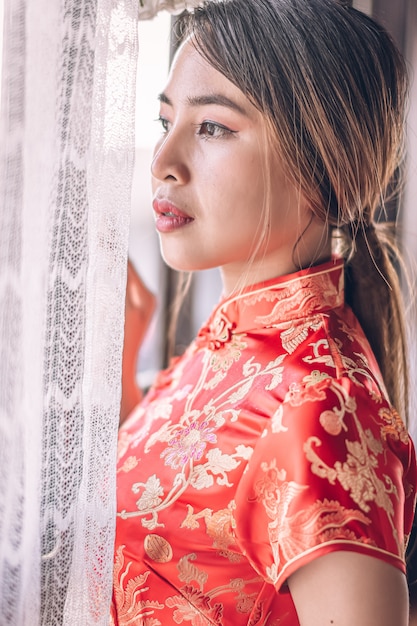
[0,0,197,624]
[1,1,138,623]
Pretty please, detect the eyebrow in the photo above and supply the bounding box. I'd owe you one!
[158,92,248,116]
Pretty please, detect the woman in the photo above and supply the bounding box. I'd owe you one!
[112,1,416,623]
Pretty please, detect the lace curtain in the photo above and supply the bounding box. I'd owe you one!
[0,0,197,624]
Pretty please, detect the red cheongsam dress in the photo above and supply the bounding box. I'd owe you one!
[111,258,416,625]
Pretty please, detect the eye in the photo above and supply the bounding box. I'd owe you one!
[196,121,235,139]
[157,116,171,133]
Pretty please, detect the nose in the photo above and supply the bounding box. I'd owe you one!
[151,130,190,184]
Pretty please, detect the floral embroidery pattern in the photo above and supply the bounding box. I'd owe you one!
[113,260,416,625]
[181,502,239,560]
[161,421,217,469]
[112,546,164,625]
[251,461,307,582]
[252,461,373,583]
[166,587,223,624]
[177,554,209,589]
[284,379,328,406]
[378,406,410,444]
[133,475,164,511]
[190,446,252,490]
[303,379,402,552]
[209,334,248,373]
[167,568,261,623]
[118,455,139,474]
[252,270,342,324]
[280,316,323,354]
[196,311,236,351]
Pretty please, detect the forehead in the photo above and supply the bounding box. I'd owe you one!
[162,40,258,117]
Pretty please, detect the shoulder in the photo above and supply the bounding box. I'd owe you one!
[233,373,416,589]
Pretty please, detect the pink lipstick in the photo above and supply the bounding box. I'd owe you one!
[153,200,194,233]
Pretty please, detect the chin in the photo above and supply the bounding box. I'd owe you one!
[159,244,222,274]
[160,253,195,273]
[161,254,213,274]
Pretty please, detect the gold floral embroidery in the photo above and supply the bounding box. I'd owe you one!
[316,382,355,436]
[144,534,173,563]
[270,405,288,434]
[279,316,323,354]
[305,370,331,386]
[305,433,397,525]
[166,587,223,624]
[378,407,409,444]
[196,311,236,351]
[178,554,209,589]
[203,370,226,390]
[118,455,139,474]
[203,448,240,485]
[304,338,379,390]
[339,439,395,513]
[319,409,347,436]
[145,421,174,454]
[181,502,239,560]
[263,355,286,390]
[119,473,168,529]
[251,461,307,582]
[278,499,373,561]
[114,261,414,625]
[167,577,261,623]
[113,545,164,625]
[161,420,218,470]
[284,380,328,407]
[209,333,248,372]
[252,270,342,324]
[133,475,164,512]
[252,460,372,583]
[119,441,252,530]
[303,379,401,552]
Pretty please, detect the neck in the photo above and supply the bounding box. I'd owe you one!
[220,220,332,295]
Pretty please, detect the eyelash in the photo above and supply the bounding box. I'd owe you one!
[157,116,235,140]
[158,116,170,133]
[195,121,235,139]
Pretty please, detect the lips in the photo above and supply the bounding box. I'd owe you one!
[153,199,194,233]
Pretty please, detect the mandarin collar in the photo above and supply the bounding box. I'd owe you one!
[195,259,345,350]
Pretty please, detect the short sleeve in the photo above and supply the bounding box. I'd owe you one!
[233,376,417,590]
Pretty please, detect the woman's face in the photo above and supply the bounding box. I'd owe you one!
[151,41,322,292]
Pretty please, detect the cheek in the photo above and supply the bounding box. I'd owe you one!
[216,158,265,204]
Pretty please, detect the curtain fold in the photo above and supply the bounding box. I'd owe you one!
[1,0,138,623]
[1,2,44,623]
